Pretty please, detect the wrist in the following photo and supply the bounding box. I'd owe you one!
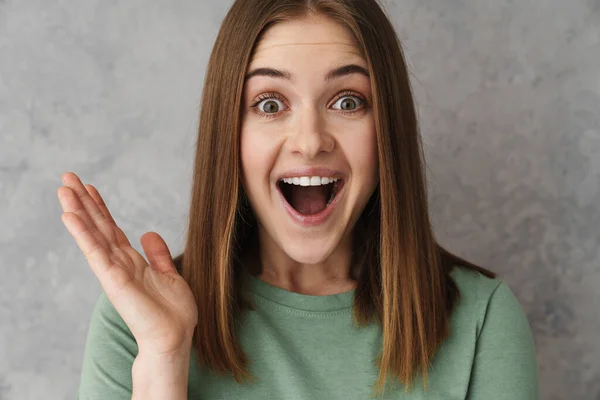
[132,347,191,400]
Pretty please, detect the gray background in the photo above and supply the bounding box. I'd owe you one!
[1,0,598,399]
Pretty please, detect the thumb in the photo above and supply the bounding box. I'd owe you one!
[140,232,178,275]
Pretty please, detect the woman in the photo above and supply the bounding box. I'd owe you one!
[58,0,539,399]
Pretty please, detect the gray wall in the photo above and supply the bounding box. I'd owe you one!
[1,0,598,399]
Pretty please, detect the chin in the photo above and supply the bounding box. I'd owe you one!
[279,237,338,265]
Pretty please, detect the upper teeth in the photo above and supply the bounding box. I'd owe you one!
[280,176,340,186]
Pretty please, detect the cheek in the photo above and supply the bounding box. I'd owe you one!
[344,123,378,181]
[240,127,278,192]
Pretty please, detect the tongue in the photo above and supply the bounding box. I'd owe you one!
[289,185,328,215]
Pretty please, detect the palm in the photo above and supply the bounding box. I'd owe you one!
[57,172,198,355]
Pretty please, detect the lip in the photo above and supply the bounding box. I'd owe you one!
[276,177,345,227]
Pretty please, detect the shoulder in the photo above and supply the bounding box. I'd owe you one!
[450,264,502,303]
[77,292,137,399]
[448,266,540,397]
[83,291,138,360]
[449,265,530,340]
[89,291,136,343]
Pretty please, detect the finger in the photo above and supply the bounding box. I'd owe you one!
[84,183,149,270]
[60,211,131,291]
[60,172,118,248]
[58,178,142,275]
[140,232,177,275]
[57,185,111,253]
[84,183,131,248]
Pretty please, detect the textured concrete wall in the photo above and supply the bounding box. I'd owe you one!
[1,1,598,399]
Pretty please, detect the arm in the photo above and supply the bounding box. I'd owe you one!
[58,174,197,400]
[466,281,540,399]
[131,346,191,400]
[77,292,190,400]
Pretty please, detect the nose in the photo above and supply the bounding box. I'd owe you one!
[286,105,335,159]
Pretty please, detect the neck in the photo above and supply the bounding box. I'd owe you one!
[243,227,357,296]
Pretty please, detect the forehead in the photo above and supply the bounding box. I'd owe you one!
[249,16,365,65]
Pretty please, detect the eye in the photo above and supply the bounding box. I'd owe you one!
[250,90,368,119]
[332,90,369,115]
[334,95,364,112]
[253,95,287,115]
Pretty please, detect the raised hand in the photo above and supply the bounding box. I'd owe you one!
[57,172,198,356]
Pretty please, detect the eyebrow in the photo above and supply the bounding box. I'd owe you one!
[244,64,370,82]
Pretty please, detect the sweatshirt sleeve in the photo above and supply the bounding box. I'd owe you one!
[466,281,540,400]
[76,292,137,400]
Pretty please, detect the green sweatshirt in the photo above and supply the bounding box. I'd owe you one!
[77,266,539,399]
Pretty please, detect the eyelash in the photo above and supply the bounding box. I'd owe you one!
[250,90,370,119]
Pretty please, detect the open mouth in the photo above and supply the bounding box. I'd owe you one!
[277,178,344,216]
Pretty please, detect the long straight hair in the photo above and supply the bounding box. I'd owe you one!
[173,0,496,396]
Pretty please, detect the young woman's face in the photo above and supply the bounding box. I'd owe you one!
[240,15,379,265]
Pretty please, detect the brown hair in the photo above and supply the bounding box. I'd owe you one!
[173,0,496,396]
